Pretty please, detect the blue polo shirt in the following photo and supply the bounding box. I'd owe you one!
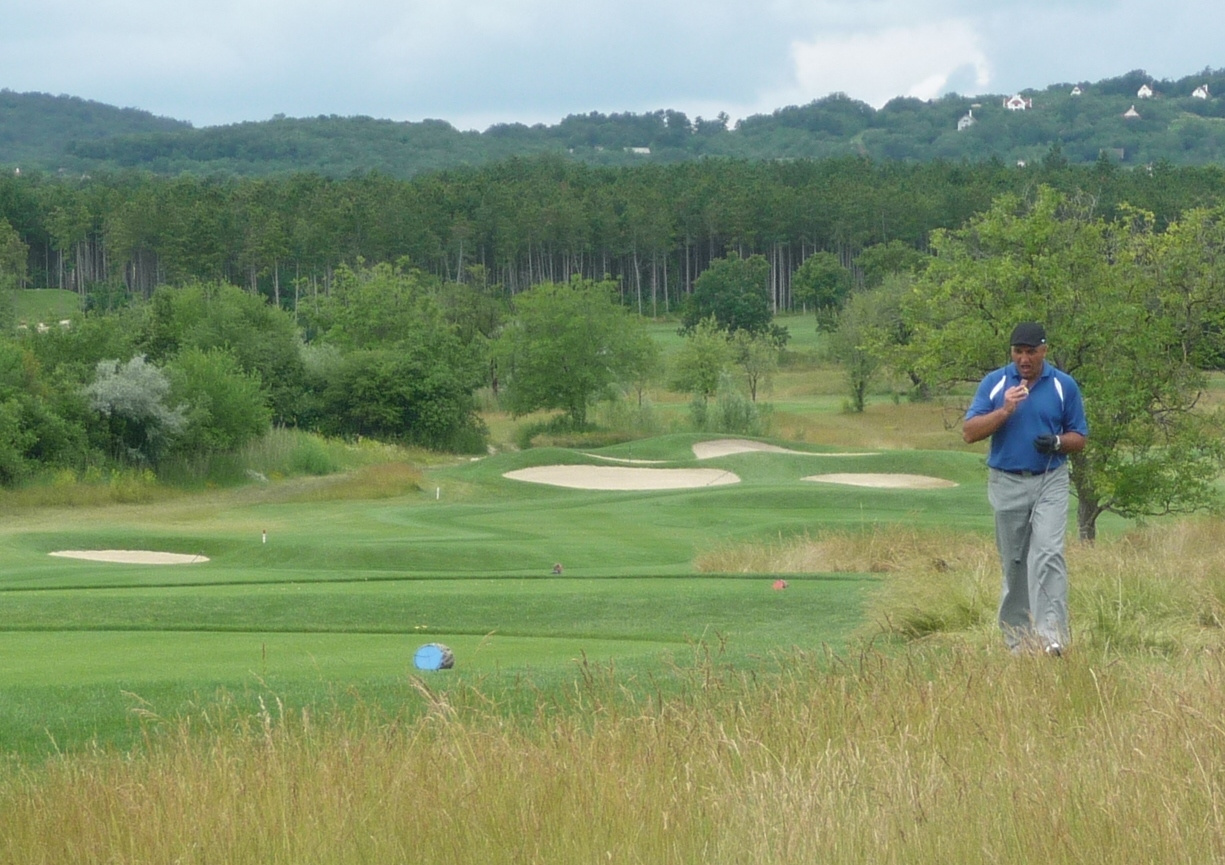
[965,361,1088,473]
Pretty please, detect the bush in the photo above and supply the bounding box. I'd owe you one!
[290,437,339,475]
[688,372,771,436]
[167,347,272,455]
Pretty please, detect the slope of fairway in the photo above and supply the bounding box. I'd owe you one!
[3,440,988,586]
[0,435,997,755]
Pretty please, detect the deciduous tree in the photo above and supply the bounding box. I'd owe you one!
[85,355,185,464]
[792,250,852,329]
[496,277,647,426]
[902,187,1225,540]
[680,253,776,336]
[670,317,734,404]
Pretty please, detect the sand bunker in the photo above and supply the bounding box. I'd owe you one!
[49,550,210,564]
[581,453,668,465]
[803,473,957,490]
[693,439,876,459]
[504,465,740,490]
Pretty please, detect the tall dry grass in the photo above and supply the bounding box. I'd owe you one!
[5,643,1225,863]
[698,517,1225,656]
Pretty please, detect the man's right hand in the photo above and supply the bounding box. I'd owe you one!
[1002,384,1029,415]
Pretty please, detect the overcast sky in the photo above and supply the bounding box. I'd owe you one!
[2,0,1223,130]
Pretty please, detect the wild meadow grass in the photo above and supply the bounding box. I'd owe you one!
[164,425,427,485]
[698,516,1225,656]
[0,466,174,511]
[4,617,1225,863]
[0,428,428,510]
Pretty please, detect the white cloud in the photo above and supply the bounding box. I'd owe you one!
[785,20,991,108]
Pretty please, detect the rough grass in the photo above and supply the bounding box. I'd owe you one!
[2,508,1225,862]
[269,461,425,501]
[698,516,1225,657]
[0,466,177,511]
[5,639,1225,863]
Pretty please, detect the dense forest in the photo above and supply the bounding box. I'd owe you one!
[3,156,1224,312]
[5,67,1225,178]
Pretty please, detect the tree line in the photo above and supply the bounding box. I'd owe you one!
[5,156,1225,315]
[2,157,1224,541]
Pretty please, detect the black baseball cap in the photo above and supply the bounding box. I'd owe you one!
[1010,322,1046,347]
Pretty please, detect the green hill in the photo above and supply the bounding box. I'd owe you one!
[4,67,1225,178]
[0,89,190,170]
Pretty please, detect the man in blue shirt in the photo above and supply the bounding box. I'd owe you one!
[964,322,1089,655]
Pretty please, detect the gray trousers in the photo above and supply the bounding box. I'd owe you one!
[987,464,1070,650]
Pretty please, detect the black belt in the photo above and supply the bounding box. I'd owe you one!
[996,467,1054,476]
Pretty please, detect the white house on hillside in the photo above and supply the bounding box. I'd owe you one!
[1193,84,1211,99]
[1071,85,1083,96]
[1123,104,1141,119]
[1137,84,1154,98]
[1004,94,1033,111]
[957,109,976,131]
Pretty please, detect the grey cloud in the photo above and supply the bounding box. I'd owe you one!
[0,0,1221,129]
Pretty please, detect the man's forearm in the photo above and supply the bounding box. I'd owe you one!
[1055,432,1086,454]
[963,408,1011,444]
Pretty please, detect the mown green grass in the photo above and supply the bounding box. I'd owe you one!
[12,288,80,326]
[6,431,979,754]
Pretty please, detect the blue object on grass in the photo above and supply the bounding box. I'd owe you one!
[414,643,454,671]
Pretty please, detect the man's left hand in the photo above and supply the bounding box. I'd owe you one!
[1034,434,1060,454]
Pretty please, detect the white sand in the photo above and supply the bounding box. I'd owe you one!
[49,550,210,564]
[580,453,668,464]
[503,465,741,490]
[802,473,958,490]
[692,439,876,459]
[503,439,941,491]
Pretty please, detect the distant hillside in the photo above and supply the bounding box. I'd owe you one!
[0,90,190,169]
[4,67,1225,178]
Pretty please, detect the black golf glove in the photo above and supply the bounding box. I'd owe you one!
[1034,434,1061,454]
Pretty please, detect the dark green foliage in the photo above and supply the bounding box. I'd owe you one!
[303,261,487,451]
[167,347,272,454]
[316,347,485,452]
[854,240,930,288]
[11,68,1225,180]
[9,153,1225,313]
[0,89,189,169]
[792,251,852,329]
[0,337,91,476]
[681,254,774,335]
[23,311,138,385]
[136,282,305,424]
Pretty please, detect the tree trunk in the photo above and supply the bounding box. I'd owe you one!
[632,247,642,316]
[1077,495,1099,543]
[651,250,658,317]
[1070,456,1101,543]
